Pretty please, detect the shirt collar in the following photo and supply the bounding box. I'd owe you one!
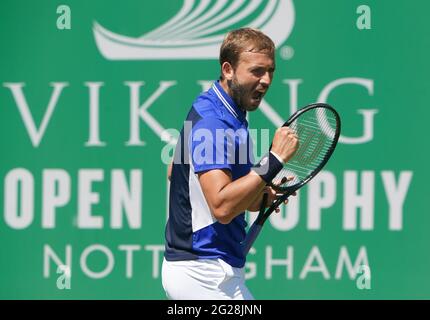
[212,80,247,121]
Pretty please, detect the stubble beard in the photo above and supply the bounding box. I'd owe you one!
[227,76,258,112]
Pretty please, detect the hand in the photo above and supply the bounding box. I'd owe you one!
[247,176,296,212]
[273,191,297,213]
[270,175,297,213]
[271,127,299,163]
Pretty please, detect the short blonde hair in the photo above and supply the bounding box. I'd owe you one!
[219,28,275,77]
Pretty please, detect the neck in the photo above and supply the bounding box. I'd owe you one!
[219,79,232,97]
[218,79,246,113]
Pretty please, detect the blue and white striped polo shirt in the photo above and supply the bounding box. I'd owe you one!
[164,80,253,268]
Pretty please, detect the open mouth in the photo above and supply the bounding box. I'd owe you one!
[252,91,265,102]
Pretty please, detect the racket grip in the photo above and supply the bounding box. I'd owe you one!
[243,222,263,255]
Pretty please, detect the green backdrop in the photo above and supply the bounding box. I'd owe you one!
[0,0,427,299]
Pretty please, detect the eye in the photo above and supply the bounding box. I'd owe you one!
[251,67,266,77]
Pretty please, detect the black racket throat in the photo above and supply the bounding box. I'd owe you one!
[254,190,294,226]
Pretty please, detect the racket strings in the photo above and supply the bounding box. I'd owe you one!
[272,107,338,189]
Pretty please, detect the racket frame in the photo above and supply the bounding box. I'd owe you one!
[243,103,341,254]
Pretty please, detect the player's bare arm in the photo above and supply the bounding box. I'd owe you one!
[199,127,299,224]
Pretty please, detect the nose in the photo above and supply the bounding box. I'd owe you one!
[260,71,272,88]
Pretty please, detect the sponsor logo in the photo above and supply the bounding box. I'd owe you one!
[93,0,295,60]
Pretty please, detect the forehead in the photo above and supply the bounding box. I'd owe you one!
[237,51,274,68]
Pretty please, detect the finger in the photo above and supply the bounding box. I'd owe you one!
[285,128,298,136]
[283,126,297,134]
[272,176,287,187]
[275,176,294,188]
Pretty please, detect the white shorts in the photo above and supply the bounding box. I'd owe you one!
[161,258,254,300]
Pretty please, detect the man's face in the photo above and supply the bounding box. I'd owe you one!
[227,51,275,111]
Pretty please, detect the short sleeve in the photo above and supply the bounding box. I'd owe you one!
[190,117,235,173]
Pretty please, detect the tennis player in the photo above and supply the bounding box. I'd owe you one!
[162,28,299,300]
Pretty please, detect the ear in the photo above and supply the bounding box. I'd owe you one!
[221,62,234,81]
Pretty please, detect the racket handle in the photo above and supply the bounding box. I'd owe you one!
[243,222,263,255]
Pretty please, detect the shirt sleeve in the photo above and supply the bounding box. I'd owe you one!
[189,117,235,174]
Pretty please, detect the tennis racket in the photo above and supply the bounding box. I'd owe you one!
[242,103,341,255]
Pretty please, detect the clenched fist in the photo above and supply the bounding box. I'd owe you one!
[271,127,299,163]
